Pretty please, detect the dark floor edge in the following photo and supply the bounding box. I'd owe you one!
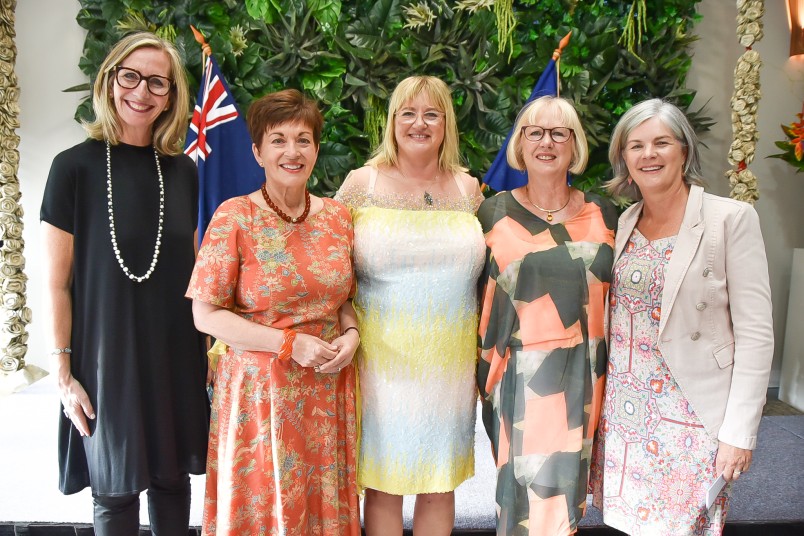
[2,521,803,536]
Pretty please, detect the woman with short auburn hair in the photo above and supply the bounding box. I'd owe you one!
[189,88,361,535]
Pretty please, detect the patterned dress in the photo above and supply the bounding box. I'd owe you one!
[186,196,360,536]
[336,168,485,494]
[590,229,730,535]
[477,191,616,536]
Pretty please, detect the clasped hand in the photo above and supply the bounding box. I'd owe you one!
[289,330,359,374]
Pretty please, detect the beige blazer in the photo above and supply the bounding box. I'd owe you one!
[614,184,773,450]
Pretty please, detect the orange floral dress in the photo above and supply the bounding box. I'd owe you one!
[186,196,360,536]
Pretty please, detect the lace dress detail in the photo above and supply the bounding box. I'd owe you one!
[336,183,481,213]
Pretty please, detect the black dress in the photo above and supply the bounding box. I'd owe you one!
[40,139,209,495]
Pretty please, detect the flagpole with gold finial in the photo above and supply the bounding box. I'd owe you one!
[553,31,571,98]
[190,25,212,69]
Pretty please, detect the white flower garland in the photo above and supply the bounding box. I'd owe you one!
[726,0,764,204]
[0,0,42,393]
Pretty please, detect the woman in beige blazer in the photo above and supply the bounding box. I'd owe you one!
[589,99,773,536]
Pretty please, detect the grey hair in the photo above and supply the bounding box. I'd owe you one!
[606,98,705,200]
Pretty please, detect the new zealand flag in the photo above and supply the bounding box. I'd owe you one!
[185,55,263,240]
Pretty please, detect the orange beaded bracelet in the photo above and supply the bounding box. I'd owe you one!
[278,328,296,361]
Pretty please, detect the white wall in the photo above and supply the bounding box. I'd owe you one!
[687,1,804,388]
[17,0,85,372]
[15,1,804,386]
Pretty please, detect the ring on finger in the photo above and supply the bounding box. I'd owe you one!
[314,365,321,372]
[734,470,742,476]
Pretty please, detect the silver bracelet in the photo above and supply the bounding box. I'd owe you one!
[49,347,72,356]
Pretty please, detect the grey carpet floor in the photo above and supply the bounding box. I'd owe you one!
[1,378,802,530]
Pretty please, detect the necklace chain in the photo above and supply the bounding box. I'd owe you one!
[526,187,571,222]
[106,141,164,283]
[394,166,439,206]
[260,183,311,223]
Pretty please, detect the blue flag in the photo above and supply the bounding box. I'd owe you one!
[482,58,558,192]
[185,55,263,240]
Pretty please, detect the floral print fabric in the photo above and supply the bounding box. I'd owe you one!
[186,196,360,536]
[590,229,729,536]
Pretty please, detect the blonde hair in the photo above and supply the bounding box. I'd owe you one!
[83,32,190,155]
[506,96,588,175]
[606,98,705,201]
[366,76,466,174]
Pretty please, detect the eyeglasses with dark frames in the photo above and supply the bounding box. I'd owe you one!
[112,66,173,96]
[521,126,574,144]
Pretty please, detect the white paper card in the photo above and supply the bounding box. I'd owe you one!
[706,474,727,509]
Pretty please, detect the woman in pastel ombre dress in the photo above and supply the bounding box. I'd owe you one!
[477,96,617,536]
[336,76,485,536]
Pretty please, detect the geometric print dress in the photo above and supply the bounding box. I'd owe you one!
[477,190,617,536]
[590,229,730,536]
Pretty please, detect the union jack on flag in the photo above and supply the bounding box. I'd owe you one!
[185,54,262,240]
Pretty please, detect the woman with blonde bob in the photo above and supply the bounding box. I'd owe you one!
[590,99,773,535]
[336,76,485,535]
[41,32,208,535]
[477,95,617,535]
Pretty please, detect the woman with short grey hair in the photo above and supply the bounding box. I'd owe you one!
[590,98,773,535]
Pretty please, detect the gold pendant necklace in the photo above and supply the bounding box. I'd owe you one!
[526,188,571,222]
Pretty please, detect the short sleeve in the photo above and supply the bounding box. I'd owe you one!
[185,198,245,308]
[40,150,78,234]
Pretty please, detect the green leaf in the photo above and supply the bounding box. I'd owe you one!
[63,83,92,93]
[315,140,355,179]
[245,0,274,22]
[307,0,341,32]
[206,4,230,26]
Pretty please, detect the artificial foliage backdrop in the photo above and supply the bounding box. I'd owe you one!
[73,0,711,200]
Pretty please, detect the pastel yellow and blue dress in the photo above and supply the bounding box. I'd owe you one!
[336,166,485,494]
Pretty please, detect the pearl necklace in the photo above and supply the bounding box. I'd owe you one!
[106,141,164,283]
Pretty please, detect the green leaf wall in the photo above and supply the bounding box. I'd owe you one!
[75,0,709,199]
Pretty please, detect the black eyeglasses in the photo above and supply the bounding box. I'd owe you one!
[521,126,574,144]
[112,66,173,96]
